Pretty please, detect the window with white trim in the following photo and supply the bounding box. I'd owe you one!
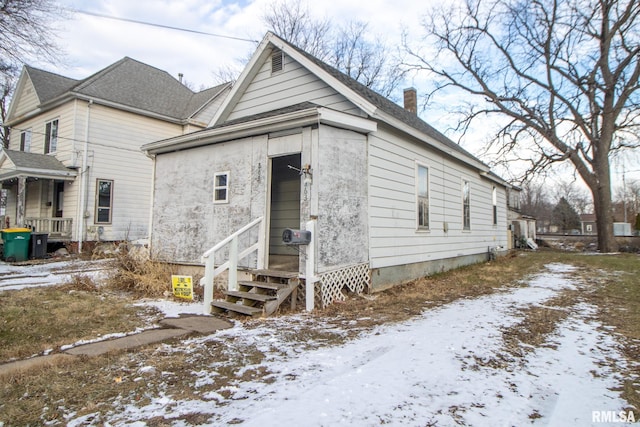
[492,186,498,225]
[20,129,32,152]
[95,179,113,224]
[213,171,229,203]
[44,119,58,153]
[463,180,471,230]
[416,163,429,229]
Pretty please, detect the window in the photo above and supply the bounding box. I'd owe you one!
[95,179,113,223]
[20,129,32,152]
[416,164,429,229]
[462,180,471,230]
[492,186,498,226]
[213,171,229,203]
[45,119,58,153]
[271,48,284,73]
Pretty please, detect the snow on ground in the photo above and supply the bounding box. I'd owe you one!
[0,258,114,291]
[73,263,631,427]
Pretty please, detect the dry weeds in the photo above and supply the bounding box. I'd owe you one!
[1,250,639,425]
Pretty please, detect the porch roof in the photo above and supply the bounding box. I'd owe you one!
[0,150,77,181]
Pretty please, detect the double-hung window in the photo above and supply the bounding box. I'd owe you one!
[213,171,229,203]
[96,179,113,223]
[416,163,429,229]
[45,119,58,153]
[462,180,471,230]
[20,129,32,152]
[492,186,498,225]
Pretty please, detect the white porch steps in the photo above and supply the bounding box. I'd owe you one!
[211,270,300,317]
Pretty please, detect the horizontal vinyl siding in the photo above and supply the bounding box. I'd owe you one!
[227,54,360,121]
[11,78,40,119]
[368,126,508,269]
[82,104,182,241]
[8,103,76,163]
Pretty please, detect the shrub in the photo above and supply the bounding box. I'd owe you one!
[107,245,176,298]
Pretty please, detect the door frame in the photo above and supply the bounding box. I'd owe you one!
[265,152,302,270]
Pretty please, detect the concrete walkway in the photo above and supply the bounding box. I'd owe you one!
[0,315,232,376]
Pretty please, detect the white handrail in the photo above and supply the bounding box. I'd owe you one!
[201,216,265,314]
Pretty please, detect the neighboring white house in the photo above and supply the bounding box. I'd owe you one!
[1,57,230,250]
[142,32,510,307]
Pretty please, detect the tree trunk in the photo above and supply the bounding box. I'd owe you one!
[589,157,618,253]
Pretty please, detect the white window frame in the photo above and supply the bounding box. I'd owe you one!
[20,129,32,152]
[416,162,430,230]
[492,186,498,226]
[45,119,59,153]
[95,179,113,224]
[462,180,471,231]
[213,171,230,204]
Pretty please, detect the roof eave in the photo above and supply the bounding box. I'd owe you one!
[144,107,323,155]
[0,169,77,182]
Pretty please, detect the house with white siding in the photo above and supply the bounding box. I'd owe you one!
[142,32,510,313]
[1,58,230,251]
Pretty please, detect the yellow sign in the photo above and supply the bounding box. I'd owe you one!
[171,275,193,300]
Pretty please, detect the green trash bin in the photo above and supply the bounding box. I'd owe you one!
[2,228,32,262]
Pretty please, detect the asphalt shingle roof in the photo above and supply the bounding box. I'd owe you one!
[289,42,486,166]
[25,58,225,120]
[2,149,75,173]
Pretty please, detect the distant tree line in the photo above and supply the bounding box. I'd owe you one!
[520,178,640,234]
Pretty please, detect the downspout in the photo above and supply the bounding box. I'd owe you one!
[147,152,156,256]
[78,99,92,253]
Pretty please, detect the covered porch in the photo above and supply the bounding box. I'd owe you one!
[0,150,77,241]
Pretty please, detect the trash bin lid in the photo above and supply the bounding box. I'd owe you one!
[1,228,32,233]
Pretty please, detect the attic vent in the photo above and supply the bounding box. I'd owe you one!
[271,48,284,74]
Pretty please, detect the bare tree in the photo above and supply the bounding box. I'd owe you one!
[1,76,13,148]
[404,0,640,252]
[0,0,65,79]
[262,0,406,98]
[262,0,332,61]
[553,179,592,214]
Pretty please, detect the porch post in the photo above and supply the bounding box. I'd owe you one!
[305,219,318,311]
[16,176,26,227]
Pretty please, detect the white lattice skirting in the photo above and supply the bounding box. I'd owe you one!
[315,263,370,308]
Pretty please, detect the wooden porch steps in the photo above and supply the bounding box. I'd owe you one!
[211,270,300,317]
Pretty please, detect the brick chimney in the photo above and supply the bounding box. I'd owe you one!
[403,87,417,114]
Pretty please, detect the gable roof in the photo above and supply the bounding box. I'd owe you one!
[8,58,230,124]
[210,32,490,173]
[25,66,78,103]
[0,150,77,181]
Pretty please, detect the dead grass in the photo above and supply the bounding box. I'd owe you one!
[321,250,550,327]
[1,250,639,425]
[0,284,162,363]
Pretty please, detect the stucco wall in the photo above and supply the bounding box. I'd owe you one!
[314,125,369,272]
[150,135,268,264]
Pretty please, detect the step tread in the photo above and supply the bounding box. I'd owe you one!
[251,269,298,279]
[211,300,263,316]
[239,280,287,291]
[225,290,276,302]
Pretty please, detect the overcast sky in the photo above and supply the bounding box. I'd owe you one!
[40,0,639,193]
[52,0,424,89]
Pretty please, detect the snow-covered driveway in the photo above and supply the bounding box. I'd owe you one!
[78,263,633,426]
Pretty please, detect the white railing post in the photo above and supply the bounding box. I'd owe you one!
[257,218,265,270]
[228,235,238,291]
[200,216,264,314]
[305,219,318,311]
[203,255,216,314]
